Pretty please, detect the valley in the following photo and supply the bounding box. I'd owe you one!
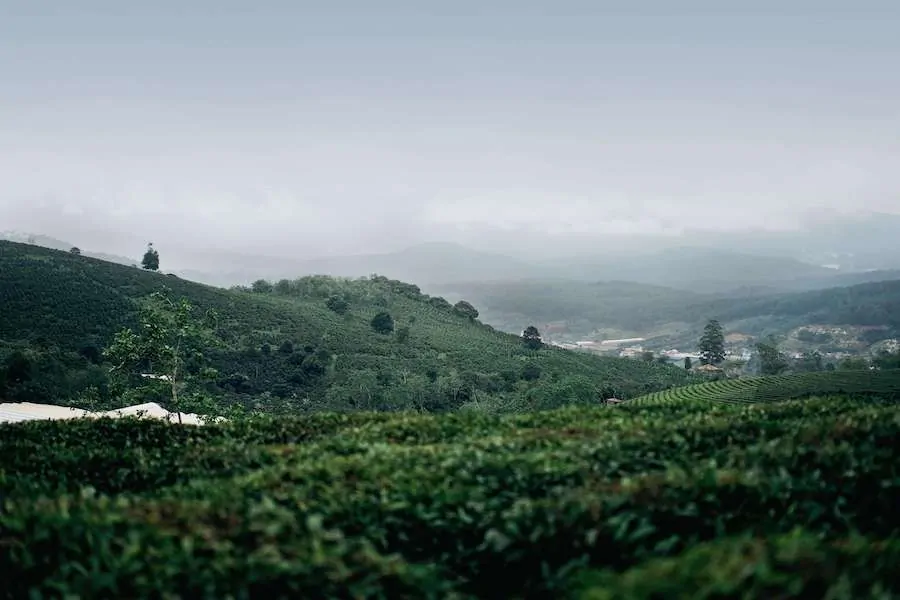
[4,5,899,594]
[2,234,899,597]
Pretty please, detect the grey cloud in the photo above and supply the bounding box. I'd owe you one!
[1,2,899,264]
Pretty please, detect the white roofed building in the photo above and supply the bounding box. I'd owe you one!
[0,401,220,425]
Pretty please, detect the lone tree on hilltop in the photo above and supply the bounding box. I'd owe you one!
[141,242,160,271]
[522,325,543,350]
[69,246,81,255]
[698,319,726,365]
[452,300,479,321]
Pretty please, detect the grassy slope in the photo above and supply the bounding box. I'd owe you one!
[1,394,898,596]
[0,241,695,409]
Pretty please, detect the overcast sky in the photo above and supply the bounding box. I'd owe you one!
[2,1,899,259]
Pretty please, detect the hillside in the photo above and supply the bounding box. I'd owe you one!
[2,393,898,596]
[436,277,900,347]
[0,231,137,266]
[0,240,695,411]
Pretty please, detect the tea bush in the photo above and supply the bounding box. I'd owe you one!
[1,394,898,597]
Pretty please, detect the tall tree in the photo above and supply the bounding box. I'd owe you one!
[69,247,81,255]
[698,319,726,365]
[522,325,543,350]
[452,300,479,321]
[104,290,219,422]
[251,279,273,294]
[756,337,789,375]
[141,242,160,271]
[684,356,693,370]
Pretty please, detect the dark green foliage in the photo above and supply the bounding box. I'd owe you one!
[757,337,789,375]
[521,363,541,381]
[370,311,395,334]
[571,532,900,599]
[452,300,479,320]
[251,279,273,293]
[684,357,692,370]
[78,342,103,364]
[874,349,900,369]
[326,294,350,314]
[698,319,725,365]
[140,242,159,271]
[631,369,900,406]
[793,350,824,372]
[0,395,898,596]
[522,325,543,350]
[4,351,31,385]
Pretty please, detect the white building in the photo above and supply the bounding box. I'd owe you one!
[0,401,221,426]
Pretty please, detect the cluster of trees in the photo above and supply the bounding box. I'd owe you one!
[691,317,899,377]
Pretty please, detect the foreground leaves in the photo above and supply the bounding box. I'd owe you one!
[1,395,898,597]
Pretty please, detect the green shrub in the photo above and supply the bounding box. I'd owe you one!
[1,395,897,597]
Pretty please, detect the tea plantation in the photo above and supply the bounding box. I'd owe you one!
[2,393,899,597]
[630,369,900,407]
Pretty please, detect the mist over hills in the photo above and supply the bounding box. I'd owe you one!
[5,211,900,293]
[0,231,138,267]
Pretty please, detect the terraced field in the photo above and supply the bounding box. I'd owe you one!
[629,369,900,406]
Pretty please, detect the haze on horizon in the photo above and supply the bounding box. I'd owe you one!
[2,1,899,264]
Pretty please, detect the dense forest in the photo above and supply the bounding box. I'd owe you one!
[0,241,697,413]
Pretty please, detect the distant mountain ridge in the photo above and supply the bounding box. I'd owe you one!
[434,275,900,351]
[6,228,898,295]
[0,231,137,267]
[542,246,837,293]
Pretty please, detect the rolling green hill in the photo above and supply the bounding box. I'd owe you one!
[0,240,696,411]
